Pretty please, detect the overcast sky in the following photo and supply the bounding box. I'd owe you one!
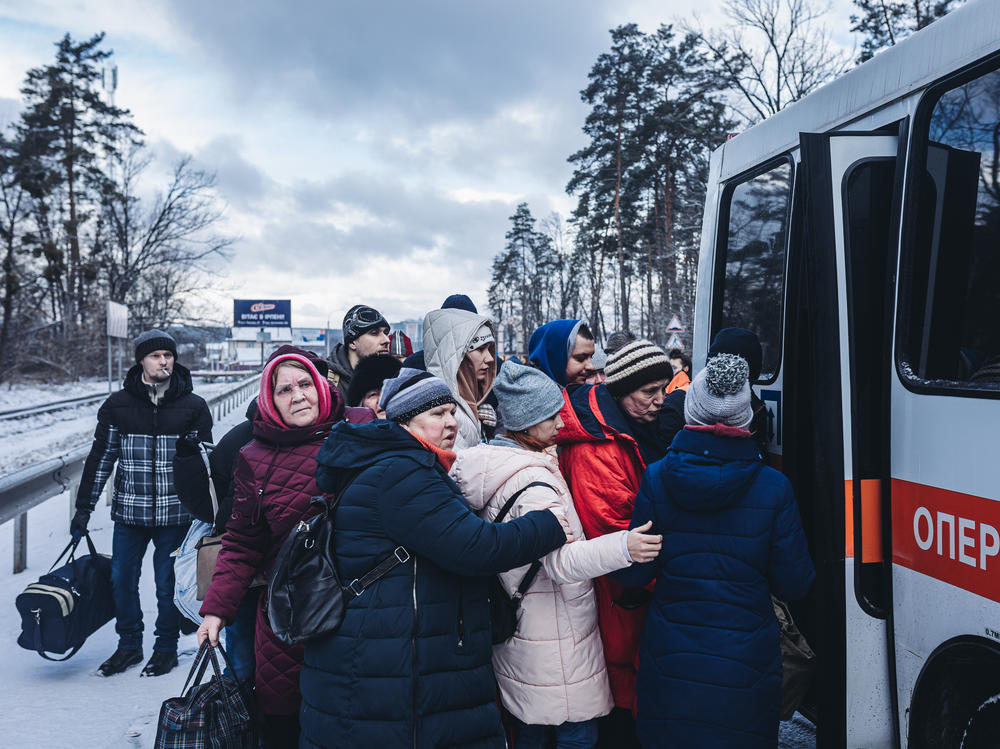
[0,0,858,328]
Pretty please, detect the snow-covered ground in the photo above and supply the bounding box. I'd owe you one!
[0,378,251,475]
[0,396,252,749]
[0,386,817,748]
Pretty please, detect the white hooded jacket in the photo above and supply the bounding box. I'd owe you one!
[423,308,495,450]
[450,439,630,725]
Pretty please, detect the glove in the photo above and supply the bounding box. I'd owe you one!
[70,508,91,539]
[175,432,203,458]
[477,404,498,429]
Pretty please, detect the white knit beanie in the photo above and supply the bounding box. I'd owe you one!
[684,353,753,428]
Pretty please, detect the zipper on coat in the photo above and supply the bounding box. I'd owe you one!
[456,582,465,648]
[411,556,418,749]
[151,404,158,522]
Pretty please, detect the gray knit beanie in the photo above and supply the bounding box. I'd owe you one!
[493,359,565,432]
[134,329,177,363]
[379,367,456,423]
[684,353,753,428]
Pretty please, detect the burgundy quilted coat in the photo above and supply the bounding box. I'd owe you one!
[201,350,373,715]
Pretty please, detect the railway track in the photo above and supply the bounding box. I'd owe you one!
[0,392,107,421]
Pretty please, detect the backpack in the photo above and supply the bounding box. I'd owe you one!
[488,481,556,645]
[173,441,220,626]
[15,532,113,660]
[268,473,411,645]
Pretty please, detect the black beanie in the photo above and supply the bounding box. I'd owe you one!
[346,354,403,407]
[134,329,177,363]
[708,327,763,383]
[441,294,477,313]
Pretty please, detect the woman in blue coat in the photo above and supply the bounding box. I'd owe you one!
[613,354,815,748]
[299,369,571,749]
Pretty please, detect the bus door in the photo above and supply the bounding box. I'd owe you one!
[889,60,1000,748]
[792,130,904,749]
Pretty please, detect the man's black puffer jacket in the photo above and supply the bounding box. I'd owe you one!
[76,362,212,527]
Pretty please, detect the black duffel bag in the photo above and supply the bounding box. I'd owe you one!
[15,531,113,660]
[268,473,411,645]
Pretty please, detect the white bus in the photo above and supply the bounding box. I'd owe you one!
[692,1,1000,746]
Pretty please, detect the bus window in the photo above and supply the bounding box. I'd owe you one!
[901,65,1000,391]
[714,159,792,382]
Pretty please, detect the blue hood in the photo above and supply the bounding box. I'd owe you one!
[527,319,582,387]
[315,420,436,494]
[661,429,763,512]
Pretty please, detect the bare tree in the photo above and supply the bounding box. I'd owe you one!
[688,0,851,125]
[97,150,234,329]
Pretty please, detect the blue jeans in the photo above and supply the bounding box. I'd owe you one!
[111,523,188,653]
[223,592,258,681]
[517,719,598,749]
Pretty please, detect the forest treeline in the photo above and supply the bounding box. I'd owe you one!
[488,0,965,352]
[0,33,230,381]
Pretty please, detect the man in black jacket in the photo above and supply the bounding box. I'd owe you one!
[72,329,212,677]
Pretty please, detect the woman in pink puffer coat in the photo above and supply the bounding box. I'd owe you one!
[450,360,661,749]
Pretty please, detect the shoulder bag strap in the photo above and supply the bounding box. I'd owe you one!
[493,481,556,523]
[198,442,220,531]
[492,481,559,600]
[345,546,411,599]
[31,611,82,661]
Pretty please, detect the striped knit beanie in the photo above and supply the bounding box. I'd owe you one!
[379,367,456,423]
[605,339,674,399]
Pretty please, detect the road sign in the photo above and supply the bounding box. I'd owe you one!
[106,301,128,338]
[666,315,684,332]
[234,299,291,327]
[666,333,682,350]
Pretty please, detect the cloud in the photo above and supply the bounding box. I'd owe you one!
[162,0,610,126]
[194,135,272,209]
[0,96,19,127]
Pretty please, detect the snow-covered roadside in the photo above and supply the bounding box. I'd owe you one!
[0,378,250,475]
[0,395,253,749]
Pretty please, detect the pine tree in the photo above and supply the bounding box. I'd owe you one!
[568,24,649,336]
[850,0,965,63]
[17,32,142,339]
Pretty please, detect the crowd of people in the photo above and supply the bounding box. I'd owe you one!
[73,293,814,749]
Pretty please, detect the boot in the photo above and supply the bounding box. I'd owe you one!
[98,648,143,677]
[141,651,179,677]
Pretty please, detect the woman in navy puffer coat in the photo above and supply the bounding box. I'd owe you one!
[613,354,814,748]
[299,369,569,749]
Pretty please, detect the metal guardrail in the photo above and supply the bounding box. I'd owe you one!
[0,374,260,573]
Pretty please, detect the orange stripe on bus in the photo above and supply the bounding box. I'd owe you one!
[844,479,884,563]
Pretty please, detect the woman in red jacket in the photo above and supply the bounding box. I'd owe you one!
[198,346,372,749]
[555,339,676,748]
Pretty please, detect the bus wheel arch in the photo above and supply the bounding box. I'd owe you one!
[907,635,1000,749]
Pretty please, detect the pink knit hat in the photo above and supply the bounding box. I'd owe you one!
[257,351,332,428]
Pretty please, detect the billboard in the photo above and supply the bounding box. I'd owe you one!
[234,299,292,327]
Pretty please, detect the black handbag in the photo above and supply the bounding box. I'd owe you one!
[268,475,411,645]
[489,481,556,645]
[773,596,817,720]
[154,641,256,749]
[15,531,113,660]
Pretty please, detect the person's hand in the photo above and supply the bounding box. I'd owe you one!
[197,614,226,646]
[627,521,662,563]
[175,432,202,457]
[70,508,91,539]
[551,511,576,543]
